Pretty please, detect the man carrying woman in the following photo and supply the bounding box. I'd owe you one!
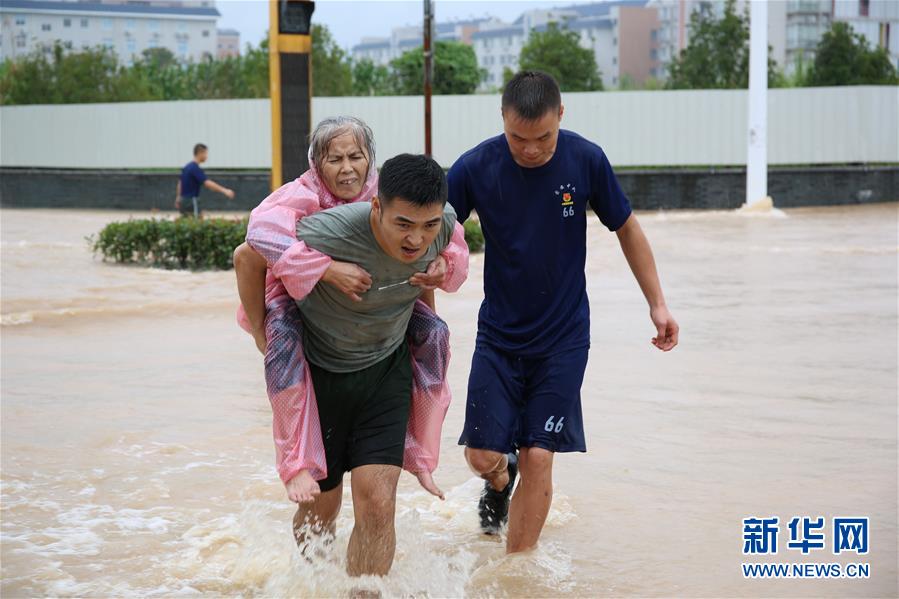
[233,116,469,578]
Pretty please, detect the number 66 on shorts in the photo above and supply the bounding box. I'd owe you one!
[544,416,565,433]
[458,344,588,454]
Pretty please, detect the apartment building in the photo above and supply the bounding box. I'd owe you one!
[352,2,663,90]
[1,0,220,65]
[472,1,658,90]
[350,0,897,90]
[216,26,239,59]
[650,0,897,77]
[650,1,786,76]
[833,0,899,69]
[352,17,504,67]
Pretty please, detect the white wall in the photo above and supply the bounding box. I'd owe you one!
[0,98,269,169]
[1,87,896,169]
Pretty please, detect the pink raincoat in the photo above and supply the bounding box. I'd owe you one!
[237,157,469,484]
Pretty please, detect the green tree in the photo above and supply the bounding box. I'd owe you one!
[666,0,781,89]
[131,38,268,100]
[0,25,357,104]
[312,23,352,96]
[390,40,484,95]
[642,76,665,90]
[0,49,55,104]
[518,22,603,91]
[0,42,153,104]
[781,50,812,87]
[140,47,178,69]
[130,49,187,100]
[616,73,665,91]
[63,47,152,102]
[352,58,392,96]
[502,66,515,88]
[240,38,270,97]
[807,22,898,86]
[617,74,637,90]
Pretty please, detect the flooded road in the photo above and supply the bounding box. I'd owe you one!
[2,204,896,597]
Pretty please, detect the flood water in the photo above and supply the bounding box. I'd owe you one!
[1,204,897,597]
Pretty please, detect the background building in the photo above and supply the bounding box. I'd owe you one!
[216,26,239,59]
[350,0,897,90]
[650,1,786,76]
[650,0,897,77]
[832,0,899,69]
[0,0,221,65]
[472,1,658,90]
[780,0,834,73]
[352,17,503,67]
[352,1,659,91]
[769,0,899,74]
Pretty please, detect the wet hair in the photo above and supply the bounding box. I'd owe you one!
[308,116,375,176]
[378,154,447,208]
[501,70,562,121]
[193,143,208,156]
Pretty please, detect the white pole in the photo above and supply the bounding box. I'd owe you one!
[745,0,770,209]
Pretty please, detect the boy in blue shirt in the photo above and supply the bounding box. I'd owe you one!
[448,71,679,553]
[175,143,235,217]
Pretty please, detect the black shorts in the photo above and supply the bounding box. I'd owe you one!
[309,342,412,492]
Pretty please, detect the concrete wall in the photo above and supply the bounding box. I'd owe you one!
[615,165,898,210]
[2,166,895,212]
[1,86,896,170]
[0,168,265,212]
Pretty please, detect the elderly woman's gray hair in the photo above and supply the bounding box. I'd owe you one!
[308,116,376,175]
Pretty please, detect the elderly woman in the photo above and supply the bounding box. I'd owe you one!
[234,116,469,517]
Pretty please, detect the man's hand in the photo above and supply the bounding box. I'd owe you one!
[286,470,321,504]
[251,326,267,355]
[224,188,235,200]
[414,470,445,500]
[409,255,447,291]
[174,197,181,210]
[650,305,679,351]
[321,261,372,302]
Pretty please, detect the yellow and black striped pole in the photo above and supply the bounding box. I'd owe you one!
[269,0,315,192]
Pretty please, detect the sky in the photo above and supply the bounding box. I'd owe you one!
[216,0,599,51]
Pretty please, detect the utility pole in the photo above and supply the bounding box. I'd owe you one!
[269,0,315,191]
[744,0,770,209]
[423,0,434,157]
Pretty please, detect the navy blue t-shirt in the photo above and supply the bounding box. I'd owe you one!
[180,161,207,198]
[447,129,632,357]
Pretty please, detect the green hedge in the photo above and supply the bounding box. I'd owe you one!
[91,216,484,271]
[463,220,485,253]
[90,217,247,270]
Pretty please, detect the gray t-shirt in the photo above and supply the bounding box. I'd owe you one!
[296,201,457,373]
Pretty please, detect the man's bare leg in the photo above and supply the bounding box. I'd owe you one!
[506,447,554,553]
[293,482,343,549]
[464,447,509,491]
[346,464,402,577]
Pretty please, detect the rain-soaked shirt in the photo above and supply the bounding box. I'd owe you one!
[447,129,632,357]
[296,202,457,373]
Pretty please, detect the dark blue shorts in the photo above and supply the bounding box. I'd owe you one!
[458,343,589,454]
[179,196,200,217]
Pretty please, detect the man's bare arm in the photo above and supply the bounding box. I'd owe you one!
[615,214,679,351]
[233,242,269,354]
[204,179,235,199]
